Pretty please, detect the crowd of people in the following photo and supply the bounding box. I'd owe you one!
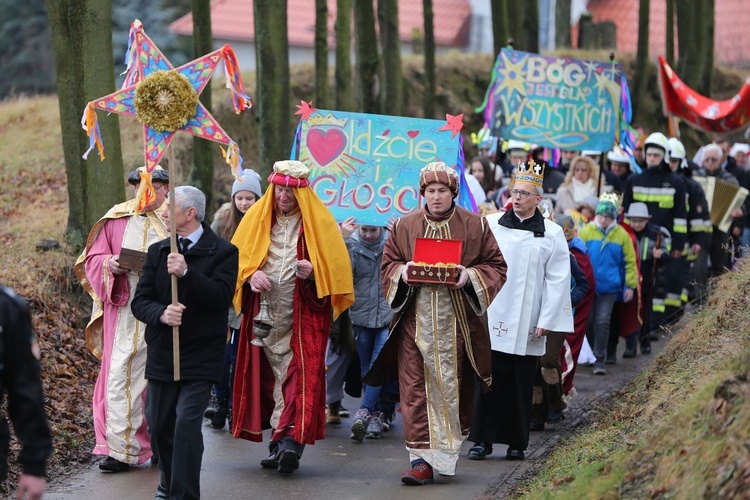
[65,128,750,499]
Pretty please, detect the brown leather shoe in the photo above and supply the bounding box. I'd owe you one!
[400,461,434,485]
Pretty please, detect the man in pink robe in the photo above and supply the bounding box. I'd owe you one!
[74,167,169,472]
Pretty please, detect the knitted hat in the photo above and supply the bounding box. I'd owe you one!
[267,160,310,188]
[127,165,169,186]
[418,162,459,197]
[596,193,620,219]
[232,168,262,198]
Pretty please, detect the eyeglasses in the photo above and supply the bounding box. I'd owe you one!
[509,189,535,199]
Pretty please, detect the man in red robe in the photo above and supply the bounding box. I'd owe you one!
[230,161,354,475]
[366,162,507,485]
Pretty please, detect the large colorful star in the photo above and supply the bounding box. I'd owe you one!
[84,21,251,172]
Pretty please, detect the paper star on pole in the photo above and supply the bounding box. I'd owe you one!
[81,20,253,174]
[295,100,318,121]
[438,113,465,138]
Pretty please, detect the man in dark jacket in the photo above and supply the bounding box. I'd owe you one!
[0,285,51,499]
[623,132,688,332]
[692,144,742,290]
[132,186,238,500]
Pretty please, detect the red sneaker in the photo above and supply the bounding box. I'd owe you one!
[400,461,434,485]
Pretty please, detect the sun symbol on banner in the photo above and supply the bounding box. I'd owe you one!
[298,113,365,176]
[495,51,527,99]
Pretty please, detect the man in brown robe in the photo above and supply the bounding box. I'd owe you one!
[366,162,507,485]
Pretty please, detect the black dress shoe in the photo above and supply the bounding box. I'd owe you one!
[260,449,280,469]
[546,410,564,424]
[210,399,228,429]
[99,456,130,472]
[506,448,525,460]
[467,442,493,460]
[277,450,300,475]
[641,343,652,354]
[529,419,545,431]
[622,346,637,358]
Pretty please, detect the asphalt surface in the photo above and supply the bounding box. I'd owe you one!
[46,338,665,500]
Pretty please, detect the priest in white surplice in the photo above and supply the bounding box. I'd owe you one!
[468,160,574,461]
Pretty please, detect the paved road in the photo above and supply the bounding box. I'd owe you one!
[46,340,663,500]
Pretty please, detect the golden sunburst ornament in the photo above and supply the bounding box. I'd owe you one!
[155,89,174,109]
[134,70,199,132]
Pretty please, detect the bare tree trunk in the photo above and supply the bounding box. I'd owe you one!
[491,0,510,56]
[506,0,523,49]
[676,0,700,87]
[353,0,380,114]
[666,0,675,66]
[254,0,290,178]
[633,0,650,122]
[47,0,125,239]
[523,0,539,53]
[190,0,214,209]
[696,0,715,96]
[335,0,353,111]
[555,0,571,49]
[82,0,124,226]
[378,0,402,115]
[314,0,329,109]
[423,0,435,118]
[45,0,87,239]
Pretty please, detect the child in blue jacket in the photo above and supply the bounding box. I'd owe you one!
[579,196,638,375]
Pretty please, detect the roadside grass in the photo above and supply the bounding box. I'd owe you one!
[518,260,750,499]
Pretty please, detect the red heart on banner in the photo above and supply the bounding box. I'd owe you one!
[407,130,419,138]
[307,128,347,167]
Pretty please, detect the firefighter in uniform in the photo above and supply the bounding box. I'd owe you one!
[667,138,712,309]
[622,133,688,336]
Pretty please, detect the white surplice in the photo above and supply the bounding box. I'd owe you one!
[484,214,574,356]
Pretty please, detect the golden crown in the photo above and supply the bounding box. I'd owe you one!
[514,159,545,188]
[307,112,349,127]
[600,192,621,208]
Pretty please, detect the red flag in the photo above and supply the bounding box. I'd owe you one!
[658,56,750,133]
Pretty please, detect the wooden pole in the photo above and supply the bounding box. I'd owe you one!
[668,114,680,139]
[168,147,180,381]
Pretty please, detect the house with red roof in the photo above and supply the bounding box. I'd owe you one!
[578,0,750,68]
[169,0,477,70]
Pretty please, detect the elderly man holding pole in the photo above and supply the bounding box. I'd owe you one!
[132,186,238,499]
